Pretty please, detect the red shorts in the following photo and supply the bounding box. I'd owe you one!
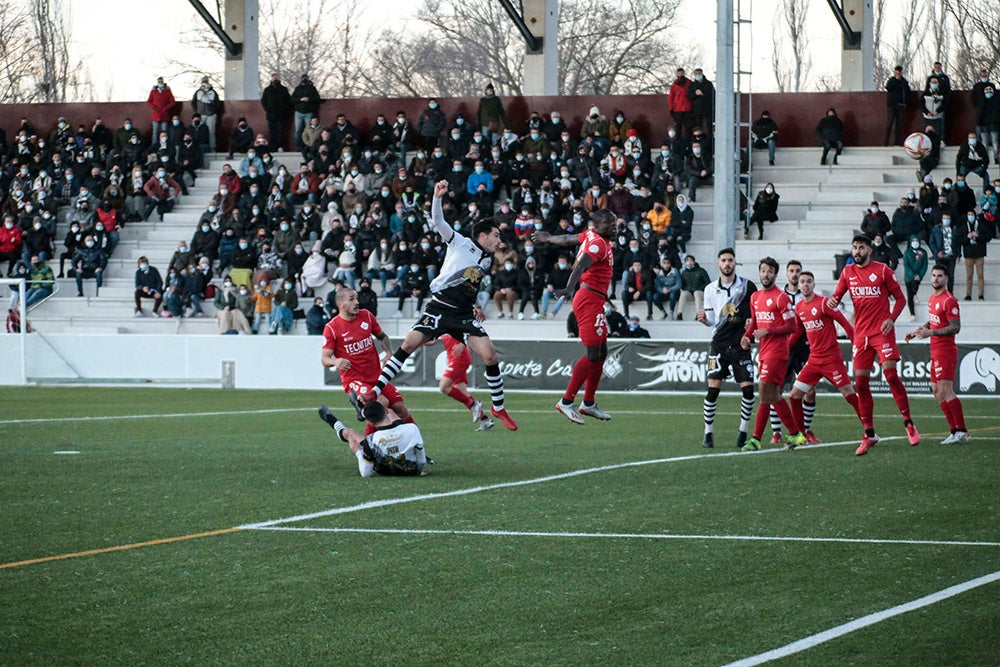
[758,355,788,385]
[852,333,901,370]
[796,358,852,388]
[343,379,403,408]
[930,349,957,383]
[443,348,471,385]
[573,288,608,347]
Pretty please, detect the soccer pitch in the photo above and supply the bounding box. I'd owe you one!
[1,387,998,665]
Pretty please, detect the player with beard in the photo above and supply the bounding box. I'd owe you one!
[905,265,968,444]
[740,257,807,451]
[533,209,616,423]
[768,260,823,444]
[788,271,872,452]
[321,288,414,435]
[697,248,757,448]
[359,180,518,431]
[829,235,919,450]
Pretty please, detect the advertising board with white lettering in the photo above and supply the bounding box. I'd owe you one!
[325,340,1000,396]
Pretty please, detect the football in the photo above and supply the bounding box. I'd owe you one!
[903,132,932,159]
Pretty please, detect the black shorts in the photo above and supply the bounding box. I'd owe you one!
[411,300,488,340]
[707,342,754,384]
[784,342,811,387]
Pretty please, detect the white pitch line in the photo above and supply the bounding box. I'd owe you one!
[238,438,897,529]
[247,526,1000,548]
[1,407,995,426]
[722,568,1000,667]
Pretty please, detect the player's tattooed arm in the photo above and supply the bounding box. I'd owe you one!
[531,230,578,247]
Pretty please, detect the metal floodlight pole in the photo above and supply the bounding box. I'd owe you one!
[714,0,737,253]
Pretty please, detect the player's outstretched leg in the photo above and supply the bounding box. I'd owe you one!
[318,406,349,442]
[485,362,518,430]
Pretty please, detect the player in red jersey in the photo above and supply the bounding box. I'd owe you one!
[789,271,874,455]
[829,234,920,447]
[321,288,413,434]
[435,333,494,431]
[739,257,807,451]
[905,265,968,444]
[533,209,616,424]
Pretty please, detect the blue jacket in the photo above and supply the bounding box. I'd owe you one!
[466,169,494,195]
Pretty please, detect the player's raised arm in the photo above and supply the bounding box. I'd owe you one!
[430,180,454,242]
[532,230,578,247]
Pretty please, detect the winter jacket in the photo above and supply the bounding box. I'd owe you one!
[668,77,692,113]
[146,85,176,122]
[903,237,928,282]
[291,80,321,115]
[261,81,292,121]
[135,265,164,292]
[191,85,221,116]
[680,263,711,293]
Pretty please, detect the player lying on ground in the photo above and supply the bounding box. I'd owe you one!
[318,402,429,477]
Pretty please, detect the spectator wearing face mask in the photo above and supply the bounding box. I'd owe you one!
[250,277,275,333]
[477,84,506,143]
[956,132,991,191]
[417,98,447,151]
[749,183,779,240]
[516,253,545,320]
[142,168,182,221]
[861,201,890,241]
[946,175,977,218]
[146,77,176,144]
[269,278,298,334]
[685,142,712,202]
[687,68,715,134]
[669,194,693,253]
[816,108,844,166]
[751,110,779,166]
[133,256,164,317]
[214,278,252,334]
[928,212,959,293]
[959,209,994,301]
[228,237,258,290]
[70,234,106,297]
[0,215,24,277]
[922,76,946,140]
[397,262,428,317]
[891,196,923,248]
[228,117,255,159]
[676,254,710,321]
[902,235,928,320]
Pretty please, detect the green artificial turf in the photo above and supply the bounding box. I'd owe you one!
[1,387,998,665]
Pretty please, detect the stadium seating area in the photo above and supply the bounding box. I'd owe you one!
[18,145,997,341]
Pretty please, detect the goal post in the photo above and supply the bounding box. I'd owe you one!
[1,277,28,385]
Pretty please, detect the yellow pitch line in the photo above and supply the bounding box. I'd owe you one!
[0,527,242,571]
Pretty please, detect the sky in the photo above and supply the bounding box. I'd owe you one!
[70,0,862,102]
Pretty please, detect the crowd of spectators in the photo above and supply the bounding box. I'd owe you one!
[2,64,997,331]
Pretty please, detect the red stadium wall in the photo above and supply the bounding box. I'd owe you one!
[0,91,976,154]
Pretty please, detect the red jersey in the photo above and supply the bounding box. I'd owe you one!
[322,309,384,386]
[749,286,794,359]
[927,290,960,354]
[576,229,614,294]
[794,297,850,365]
[833,261,904,338]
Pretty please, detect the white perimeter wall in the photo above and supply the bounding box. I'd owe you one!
[0,334,327,389]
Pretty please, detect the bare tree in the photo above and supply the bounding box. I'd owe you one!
[771,0,811,93]
[943,0,1000,86]
[0,0,37,103]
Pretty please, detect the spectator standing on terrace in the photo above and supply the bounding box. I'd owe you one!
[668,68,693,138]
[924,62,952,114]
[903,235,928,320]
[922,77,946,139]
[751,110,778,166]
[976,85,1000,162]
[291,74,321,152]
[191,76,221,151]
[418,99,447,151]
[261,73,292,152]
[0,215,24,276]
[687,68,715,134]
[883,66,911,146]
[816,108,844,166]
[146,77,175,143]
[477,84,505,143]
[929,211,959,293]
[960,209,994,301]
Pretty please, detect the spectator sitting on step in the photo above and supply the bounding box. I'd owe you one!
[305,296,330,335]
[227,237,257,290]
[71,234,106,297]
[685,142,712,203]
[871,235,898,269]
[133,255,164,317]
[891,196,923,247]
[397,261,428,316]
[58,220,84,278]
[23,255,54,308]
[861,201,890,240]
[250,276,274,333]
[142,166,181,221]
[749,183,779,240]
[623,315,651,339]
[357,276,379,316]
[956,132,991,191]
[816,108,844,165]
[20,217,52,266]
[300,241,328,295]
[751,110,778,166]
[668,194,693,253]
[676,254,710,321]
[5,259,28,312]
[213,280,254,333]
[227,117,254,159]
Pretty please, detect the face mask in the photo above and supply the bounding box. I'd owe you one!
[910,241,920,249]
[987,94,995,100]
[930,84,939,91]
[85,241,94,248]
[284,282,292,289]
[504,263,514,271]
[428,102,438,109]
[469,205,477,212]
[524,246,534,254]
[416,152,425,159]
[943,183,951,190]
[406,216,415,223]
[475,166,484,174]
[239,289,248,295]
[280,223,289,231]
[957,181,966,188]
[410,265,420,273]
[969,139,977,146]
[633,170,642,177]
[374,168,383,175]
[642,223,651,231]
[208,205,217,213]
[95,223,104,231]
[303,206,312,213]
[157,171,166,178]
[492,151,500,159]
[252,208,261,216]
[668,130,676,138]
[179,246,188,253]
[201,225,210,232]
[399,243,408,250]
[968,215,976,222]
[870,207,879,214]
[239,242,248,249]
[67,175,74,181]
[453,165,462,172]
[259,282,267,288]
[765,187,773,194]
[534,222,544,231]
[421,243,430,250]
[692,148,701,155]
[942,219,951,227]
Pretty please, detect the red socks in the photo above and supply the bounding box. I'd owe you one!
[844,392,870,429]
[883,368,911,421]
[942,398,966,431]
[564,356,593,403]
[583,359,605,403]
[754,403,771,440]
[855,374,875,429]
[447,386,475,409]
[773,399,801,434]
[789,396,804,433]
